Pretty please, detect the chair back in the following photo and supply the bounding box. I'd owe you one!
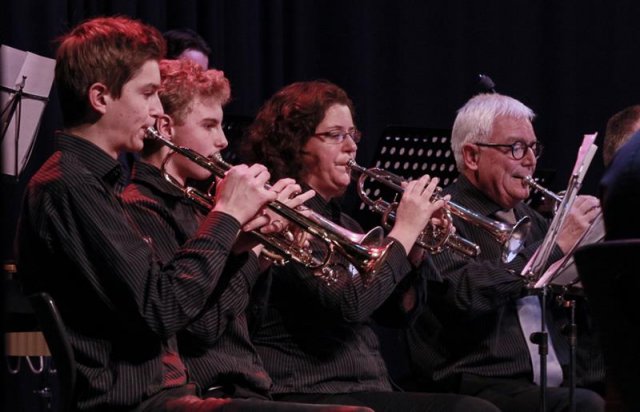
[29,292,76,412]
[574,240,640,412]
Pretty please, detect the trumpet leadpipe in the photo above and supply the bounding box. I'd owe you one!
[521,175,562,203]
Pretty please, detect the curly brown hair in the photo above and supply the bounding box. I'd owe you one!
[55,16,166,128]
[243,80,354,181]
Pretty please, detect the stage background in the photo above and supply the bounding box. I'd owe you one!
[3,1,640,408]
[2,0,640,258]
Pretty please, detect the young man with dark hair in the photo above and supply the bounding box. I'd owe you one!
[17,16,283,411]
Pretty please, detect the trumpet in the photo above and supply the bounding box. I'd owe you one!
[521,175,563,203]
[348,160,532,263]
[520,175,565,216]
[145,127,392,283]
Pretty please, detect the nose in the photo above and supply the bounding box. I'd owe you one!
[343,134,358,154]
[214,127,228,150]
[521,144,536,167]
[149,93,164,117]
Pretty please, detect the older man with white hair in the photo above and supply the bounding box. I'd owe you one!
[407,93,605,412]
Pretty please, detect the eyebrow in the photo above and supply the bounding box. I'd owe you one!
[504,137,537,143]
[322,126,356,131]
[199,117,221,124]
[141,83,161,91]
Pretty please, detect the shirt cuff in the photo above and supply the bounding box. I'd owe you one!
[197,211,241,250]
[240,251,263,288]
[382,238,413,283]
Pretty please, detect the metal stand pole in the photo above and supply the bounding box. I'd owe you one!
[531,286,548,412]
[562,297,577,412]
[1,77,26,180]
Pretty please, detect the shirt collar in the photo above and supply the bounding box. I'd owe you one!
[302,183,343,221]
[56,132,122,187]
[451,174,507,217]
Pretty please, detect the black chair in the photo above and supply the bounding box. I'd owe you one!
[28,292,76,412]
[574,240,640,412]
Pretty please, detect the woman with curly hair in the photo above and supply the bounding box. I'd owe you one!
[242,80,499,412]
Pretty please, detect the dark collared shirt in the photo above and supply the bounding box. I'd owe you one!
[17,133,241,411]
[252,192,432,394]
[121,161,272,398]
[406,174,568,389]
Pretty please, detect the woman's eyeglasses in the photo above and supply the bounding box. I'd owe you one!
[312,129,362,144]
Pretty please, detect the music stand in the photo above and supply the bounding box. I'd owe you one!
[1,78,48,180]
[523,135,598,412]
[1,45,55,180]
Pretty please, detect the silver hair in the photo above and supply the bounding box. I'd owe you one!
[451,93,535,171]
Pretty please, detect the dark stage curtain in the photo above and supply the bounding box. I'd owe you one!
[2,1,640,409]
[3,0,640,257]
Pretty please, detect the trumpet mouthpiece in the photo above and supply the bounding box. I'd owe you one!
[145,127,159,139]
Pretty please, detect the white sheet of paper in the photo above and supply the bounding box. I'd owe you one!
[1,45,55,176]
[522,133,598,287]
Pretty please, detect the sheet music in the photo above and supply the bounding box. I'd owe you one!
[571,133,598,177]
[1,45,55,176]
[545,212,605,287]
[520,133,598,288]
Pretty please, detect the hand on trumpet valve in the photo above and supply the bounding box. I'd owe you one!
[242,178,315,233]
[408,211,455,267]
[430,206,453,229]
[236,178,315,262]
[389,175,448,253]
[214,163,275,225]
[396,175,448,228]
[556,195,601,254]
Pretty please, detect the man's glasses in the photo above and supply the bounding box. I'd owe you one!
[312,128,362,144]
[475,140,544,160]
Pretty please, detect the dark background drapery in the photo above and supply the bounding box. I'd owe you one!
[2,0,640,258]
[2,1,640,407]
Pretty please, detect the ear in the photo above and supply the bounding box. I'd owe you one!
[155,114,175,140]
[462,142,481,171]
[87,82,109,115]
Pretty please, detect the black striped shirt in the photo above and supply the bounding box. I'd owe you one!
[17,133,241,411]
[252,193,432,394]
[406,174,568,388]
[120,161,272,398]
